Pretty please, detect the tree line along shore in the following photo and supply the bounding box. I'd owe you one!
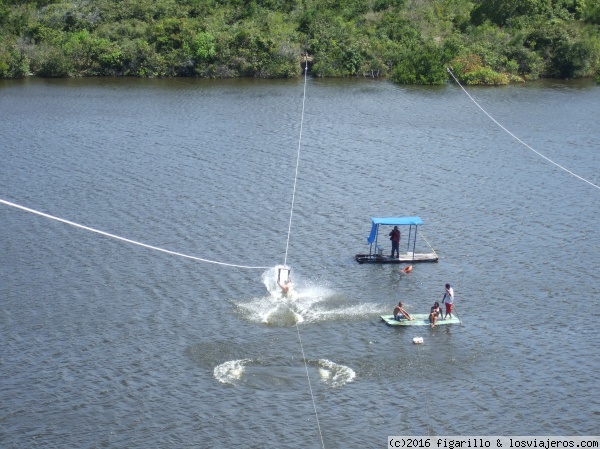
[1,0,599,85]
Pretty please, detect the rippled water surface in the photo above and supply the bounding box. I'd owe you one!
[1,77,599,448]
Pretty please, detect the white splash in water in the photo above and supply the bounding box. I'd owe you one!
[213,359,249,385]
[235,266,383,325]
[213,358,356,388]
[316,359,356,388]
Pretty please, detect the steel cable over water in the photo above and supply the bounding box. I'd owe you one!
[0,198,272,269]
[283,60,308,268]
[413,342,434,435]
[0,75,314,271]
[418,230,438,258]
[1,57,325,446]
[447,67,600,192]
[284,56,326,449]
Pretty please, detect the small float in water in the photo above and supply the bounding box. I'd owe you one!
[355,216,438,264]
[413,336,424,344]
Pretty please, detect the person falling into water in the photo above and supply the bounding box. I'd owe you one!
[277,277,292,295]
[393,302,413,321]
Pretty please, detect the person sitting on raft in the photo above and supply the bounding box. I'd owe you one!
[393,302,413,321]
[429,301,442,327]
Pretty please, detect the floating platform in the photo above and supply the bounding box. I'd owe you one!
[355,252,438,264]
[355,216,438,264]
[380,314,460,326]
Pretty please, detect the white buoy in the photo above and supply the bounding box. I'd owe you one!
[413,336,424,344]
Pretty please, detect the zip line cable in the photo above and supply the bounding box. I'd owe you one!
[0,198,271,269]
[418,230,437,258]
[1,62,322,444]
[283,58,309,268]
[295,321,325,449]
[284,56,326,449]
[413,342,434,435]
[446,67,600,192]
[0,62,308,271]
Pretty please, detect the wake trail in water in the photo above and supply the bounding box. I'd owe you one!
[213,357,356,388]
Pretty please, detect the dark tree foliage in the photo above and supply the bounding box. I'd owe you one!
[471,0,553,26]
[0,0,598,83]
[391,42,449,84]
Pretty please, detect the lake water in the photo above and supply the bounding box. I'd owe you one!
[1,76,599,448]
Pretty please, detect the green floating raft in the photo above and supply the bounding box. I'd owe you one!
[381,313,461,326]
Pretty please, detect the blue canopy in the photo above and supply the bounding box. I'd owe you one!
[367,216,423,244]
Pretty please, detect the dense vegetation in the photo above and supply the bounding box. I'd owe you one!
[1,0,599,84]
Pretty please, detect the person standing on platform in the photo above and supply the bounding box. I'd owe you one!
[442,283,454,319]
[389,226,401,259]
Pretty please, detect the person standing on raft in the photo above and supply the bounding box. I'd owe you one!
[442,283,454,319]
[389,226,401,259]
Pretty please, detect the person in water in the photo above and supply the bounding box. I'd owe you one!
[429,301,442,327]
[277,277,292,295]
[389,225,401,259]
[393,302,413,321]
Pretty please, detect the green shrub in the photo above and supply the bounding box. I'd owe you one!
[548,37,599,77]
[471,0,555,26]
[194,31,216,62]
[31,45,72,77]
[583,0,600,24]
[0,40,30,78]
[461,66,510,85]
[62,30,123,75]
[120,38,166,77]
[391,42,448,84]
